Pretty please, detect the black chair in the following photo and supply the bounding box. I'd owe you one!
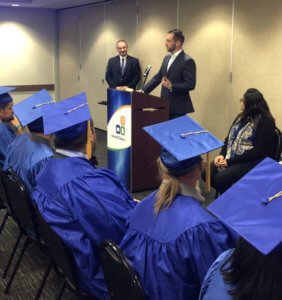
[99,240,147,300]
[274,127,282,162]
[0,169,9,235]
[36,209,98,300]
[1,169,46,295]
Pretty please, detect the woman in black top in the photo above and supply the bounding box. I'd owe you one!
[203,88,277,194]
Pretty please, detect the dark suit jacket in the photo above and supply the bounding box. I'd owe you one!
[105,55,141,89]
[143,50,196,115]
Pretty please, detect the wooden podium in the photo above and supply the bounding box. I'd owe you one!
[107,89,169,192]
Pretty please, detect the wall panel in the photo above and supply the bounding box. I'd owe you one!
[232,0,282,129]
[80,4,107,130]
[0,7,56,103]
[58,8,81,100]
[138,0,178,96]
[179,0,233,142]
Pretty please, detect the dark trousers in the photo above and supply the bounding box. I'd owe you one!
[169,113,185,120]
[202,161,259,194]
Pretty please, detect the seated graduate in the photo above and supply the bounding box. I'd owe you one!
[0,86,23,169]
[119,116,237,300]
[32,92,137,299]
[4,89,55,194]
[202,88,277,194]
[200,157,282,300]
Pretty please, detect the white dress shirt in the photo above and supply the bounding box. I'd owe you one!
[167,49,183,71]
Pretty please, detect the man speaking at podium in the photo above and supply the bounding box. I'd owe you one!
[143,29,196,119]
[106,40,141,91]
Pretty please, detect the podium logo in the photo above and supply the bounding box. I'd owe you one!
[116,116,126,135]
[107,105,131,150]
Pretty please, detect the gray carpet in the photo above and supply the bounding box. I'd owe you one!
[0,128,215,299]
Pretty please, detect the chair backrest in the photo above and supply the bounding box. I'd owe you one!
[36,209,80,290]
[274,127,282,162]
[3,169,39,237]
[0,169,8,210]
[99,240,147,300]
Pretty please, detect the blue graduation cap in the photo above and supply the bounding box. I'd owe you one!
[207,157,282,255]
[143,115,223,171]
[43,92,92,140]
[13,89,54,127]
[0,86,16,106]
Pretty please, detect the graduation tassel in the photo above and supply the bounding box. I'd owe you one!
[205,152,211,192]
[86,120,92,159]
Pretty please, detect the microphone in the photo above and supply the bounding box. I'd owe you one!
[143,65,152,78]
[141,65,152,92]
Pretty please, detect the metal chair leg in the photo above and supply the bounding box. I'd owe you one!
[56,279,66,300]
[4,237,30,294]
[0,211,8,235]
[2,231,23,278]
[34,262,52,300]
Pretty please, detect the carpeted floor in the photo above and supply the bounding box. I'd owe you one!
[0,128,215,299]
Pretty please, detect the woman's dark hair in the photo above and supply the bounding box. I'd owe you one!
[238,88,276,126]
[220,237,282,300]
[54,131,87,152]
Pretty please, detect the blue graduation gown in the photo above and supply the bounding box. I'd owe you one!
[199,249,234,300]
[32,157,137,299]
[119,191,237,300]
[4,133,54,194]
[0,122,16,169]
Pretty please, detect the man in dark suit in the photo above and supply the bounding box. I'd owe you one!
[143,29,196,119]
[106,40,141,91]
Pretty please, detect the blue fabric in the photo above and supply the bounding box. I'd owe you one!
[13,89,53,127]
[199,249,234,300]
[143,115,223,162]
[208,157,282,255]
[160,149,201,171]
[0,122,16,169]
[119,191,237,300]
[4,133,54,194]
[32,157,137,299]
[43,92,91,138]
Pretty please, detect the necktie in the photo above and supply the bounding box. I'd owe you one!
[121,58,125,76]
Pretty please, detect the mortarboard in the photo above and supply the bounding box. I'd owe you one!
[207,157,282,255]
[0,86,16,106]
[13,89,54,127]
[43,92,92,141]
[143,115,223,172]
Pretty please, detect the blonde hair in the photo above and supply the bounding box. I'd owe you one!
[154,158,196,214]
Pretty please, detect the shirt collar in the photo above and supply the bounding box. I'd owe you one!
[171,49,183,58]
[178,182,205,203]
[56,148,88,159]
[119,55,127,60]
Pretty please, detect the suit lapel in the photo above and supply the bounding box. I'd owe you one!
[115,56,122,75]
[167,50,184,76]
[163,55,170,77]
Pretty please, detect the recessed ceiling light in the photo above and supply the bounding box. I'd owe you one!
[12,4,20,6]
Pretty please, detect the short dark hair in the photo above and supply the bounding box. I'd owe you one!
[221,237,282,300]
[116,40,128,46]
[54,131,87,152]
[168,29,185,45]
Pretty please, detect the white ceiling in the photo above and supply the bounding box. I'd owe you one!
[0,0,114,9]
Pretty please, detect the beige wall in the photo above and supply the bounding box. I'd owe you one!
[0,7,56,103]
[58,0,282,135]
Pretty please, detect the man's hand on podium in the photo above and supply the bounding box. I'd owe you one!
[116,86,128,91]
